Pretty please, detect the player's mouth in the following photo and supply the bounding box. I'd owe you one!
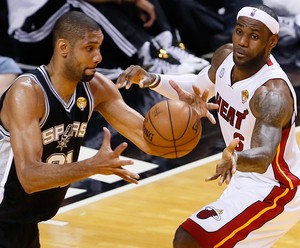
[234,48,247,58]
[85,68,96,75]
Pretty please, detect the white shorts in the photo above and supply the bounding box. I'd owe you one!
[180,175,300,247]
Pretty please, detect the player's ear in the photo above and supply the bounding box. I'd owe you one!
[57,39,70,57]
[269,34,279,49]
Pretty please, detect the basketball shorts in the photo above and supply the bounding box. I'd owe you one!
[0,222,40,248]
[180,176,300,248]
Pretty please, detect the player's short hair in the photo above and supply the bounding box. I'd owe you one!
[52,11,101,46]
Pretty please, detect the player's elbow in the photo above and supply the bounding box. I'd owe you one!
[17,171,39,194]
[256,164,269,174]
[256,157,272,174]
[19,179,36,194]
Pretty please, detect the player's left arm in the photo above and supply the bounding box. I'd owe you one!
[91,73,156,155]
[206,78,294,185]
[236,78,294,173]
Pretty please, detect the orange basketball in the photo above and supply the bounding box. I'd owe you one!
[143,99,202,159]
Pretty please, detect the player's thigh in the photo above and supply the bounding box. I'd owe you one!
[236,190,300,247]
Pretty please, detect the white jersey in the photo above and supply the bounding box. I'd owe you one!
[215,52,300,189]
[181,53,300,247]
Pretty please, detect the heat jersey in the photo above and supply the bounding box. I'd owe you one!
[215,53,300,189]
[0,65,94,223]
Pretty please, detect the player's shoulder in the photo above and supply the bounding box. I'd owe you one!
[1,75,46,122]
[8,75,44,98]
[89,72,122,105]
[211,43,233,69]
[89,72,118,92]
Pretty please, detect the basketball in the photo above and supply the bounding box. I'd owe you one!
[143,99,202,159]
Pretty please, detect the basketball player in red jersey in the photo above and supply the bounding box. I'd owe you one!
[117,4,300,248]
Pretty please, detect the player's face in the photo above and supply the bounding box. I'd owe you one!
[67,30,103,82]
[232,16,273,69]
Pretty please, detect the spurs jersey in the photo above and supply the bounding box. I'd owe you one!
[215,53,300,189]
[0,65,94,223]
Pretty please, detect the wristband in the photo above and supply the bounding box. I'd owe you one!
[149,74,161,88]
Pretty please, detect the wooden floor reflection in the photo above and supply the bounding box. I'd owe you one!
[39,129,300,248]
[40,51,300,247]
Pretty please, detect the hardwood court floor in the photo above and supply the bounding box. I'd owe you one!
[39,129,300,248]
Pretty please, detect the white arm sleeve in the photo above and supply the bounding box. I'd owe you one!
[151,65,215,100]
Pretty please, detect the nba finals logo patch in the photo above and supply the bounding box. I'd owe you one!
[241,90,249,104]
[77,97,87,111]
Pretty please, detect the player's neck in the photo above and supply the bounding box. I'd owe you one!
[46,62,78,104]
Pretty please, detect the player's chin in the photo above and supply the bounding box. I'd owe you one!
[82,71,96,82]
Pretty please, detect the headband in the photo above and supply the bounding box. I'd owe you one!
[237,7,279,34]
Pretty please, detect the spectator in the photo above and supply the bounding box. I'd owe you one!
[158,0,263,56]
[263,0,300,46]
[0,55,21,139]
[0,56,22,95]
[7,0,208,76]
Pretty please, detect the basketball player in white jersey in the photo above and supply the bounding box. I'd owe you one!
[117,4,300,247]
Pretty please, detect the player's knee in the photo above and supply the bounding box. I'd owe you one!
[173,227,201,248]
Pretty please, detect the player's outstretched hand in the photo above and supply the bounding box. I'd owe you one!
[205,138,240,186]
[169,80,219,124]
[116,65,156,89]
[93,127,140,184]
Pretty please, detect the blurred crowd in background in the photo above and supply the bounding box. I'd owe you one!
[0,0,300,162]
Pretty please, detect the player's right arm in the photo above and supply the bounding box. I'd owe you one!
[0,77,139,194]
[116,43,233,99]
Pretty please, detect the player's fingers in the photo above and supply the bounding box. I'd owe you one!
[207,102,219,111]
[169,80,181,93]
[125,80,133,90]
[225,170,232,184]
[231,164,237,175]
[205,173,220,182]
[124,66,138,89]
[228,138,240,153]
[101,127,112,149]
[139,77,152,88]
[192,85,201,96]
[218,173,226,186]
[113,142,130,157]
[200,88,210,100]
[231,152,237,175]
[170,80,194,104]
[116,66,132,88]
[114,169,140,184]
[206,111,217,125]
[116,75,126,89]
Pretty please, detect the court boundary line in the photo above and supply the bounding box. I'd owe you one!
[57,153,221,215]
[56,126,300,215]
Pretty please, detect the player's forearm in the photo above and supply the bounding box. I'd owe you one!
[19,160,96,193]
[151,66,215,100]
[235,147,274,173]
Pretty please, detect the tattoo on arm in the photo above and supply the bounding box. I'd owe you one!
[237,81,294,173]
